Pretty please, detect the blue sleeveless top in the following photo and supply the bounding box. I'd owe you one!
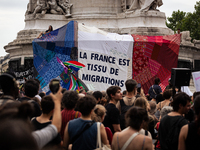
[68,118,97,150]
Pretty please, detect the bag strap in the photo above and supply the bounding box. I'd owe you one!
[121,132,139,150]
[74,111,79,119]
[152,85,157,95]
[96,122,102,148]
[71,121,95,143]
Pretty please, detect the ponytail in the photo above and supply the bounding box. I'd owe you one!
[91,104,106,122]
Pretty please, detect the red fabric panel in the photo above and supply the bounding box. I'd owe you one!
[132,34,181,94]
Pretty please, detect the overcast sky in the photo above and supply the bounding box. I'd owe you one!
[0,0,198,57]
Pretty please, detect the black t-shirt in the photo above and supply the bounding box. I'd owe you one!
[103,103,120,134]
[119,98,134,130]
[18,97,41,118]
[185,108,195,122]
[31,118,61,147]
[185,121,200,150]
[158,115,188,150]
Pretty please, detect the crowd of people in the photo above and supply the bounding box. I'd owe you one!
[0,72,199,150]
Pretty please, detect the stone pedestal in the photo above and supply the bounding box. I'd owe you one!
[3,0,198,92]
[24,14,67,30]
[4,0,173,72]
[5,8,173,62]
[71,10,173,35]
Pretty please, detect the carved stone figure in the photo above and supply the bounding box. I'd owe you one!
[58,0,73,17]
[181,31,193,46]
[25,0,37,15]
[48,0,65,15]
[126,0,163,12]
[32,0,49,17]
[193,39,200,48]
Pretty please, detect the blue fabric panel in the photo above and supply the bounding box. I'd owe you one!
[55,24,68,47]
[42,53,71,84]
[33,55,50,77]
[33,21,77,93]
[54,46,72,55]
[65,21,75,48]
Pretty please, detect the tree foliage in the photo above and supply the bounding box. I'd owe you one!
[166,10,186,32]
[166,1,200,40]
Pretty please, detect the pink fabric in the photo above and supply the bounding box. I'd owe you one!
[131,34,181,94]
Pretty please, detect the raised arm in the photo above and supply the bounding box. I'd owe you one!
[50,86,63,132]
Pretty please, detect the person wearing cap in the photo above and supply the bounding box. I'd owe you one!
[0,73,19,106]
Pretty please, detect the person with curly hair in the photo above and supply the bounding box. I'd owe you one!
[60,91,81,139]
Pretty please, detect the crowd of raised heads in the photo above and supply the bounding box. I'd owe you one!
[0,73,200,150]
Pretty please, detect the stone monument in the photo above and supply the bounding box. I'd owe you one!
[5,0,196,74]
[4,0,200,91]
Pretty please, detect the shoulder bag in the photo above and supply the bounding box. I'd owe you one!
[95,122,111,150]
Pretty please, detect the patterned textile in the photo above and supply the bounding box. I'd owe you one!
[131,34,181,94]
[33,21,79,94]
[64,61,85,72]
[33,21,181,94]
[56,56,86,91]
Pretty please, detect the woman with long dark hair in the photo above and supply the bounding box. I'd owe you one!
[37,25,53,38]
[178,95,200,150]
[112,106,153,150]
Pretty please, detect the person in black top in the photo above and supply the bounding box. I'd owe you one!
[103,86,122,134]
[37,25,53,38]
[178,95,200,150]
[148,77,162,100]
[116,79,137,130]
[158,92,191,150]
[31,95,61,148]
[0,73,19,106]
[18,79,41,118]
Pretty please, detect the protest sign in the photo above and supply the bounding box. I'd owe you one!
[78,25,133,91]
[192,71,200,92]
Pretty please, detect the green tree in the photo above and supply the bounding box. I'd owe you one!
[166,10,186,33]
[182,12,199,40]
[166,1,200,40]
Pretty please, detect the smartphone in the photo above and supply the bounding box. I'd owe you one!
[49,79,60,94]
[137,83,141,88]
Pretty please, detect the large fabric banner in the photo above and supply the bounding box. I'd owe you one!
[78,24,133,91]
[132,34,181,94]
[33,21,181,93]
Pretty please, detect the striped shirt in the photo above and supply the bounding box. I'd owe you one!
[60,109,81,139]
